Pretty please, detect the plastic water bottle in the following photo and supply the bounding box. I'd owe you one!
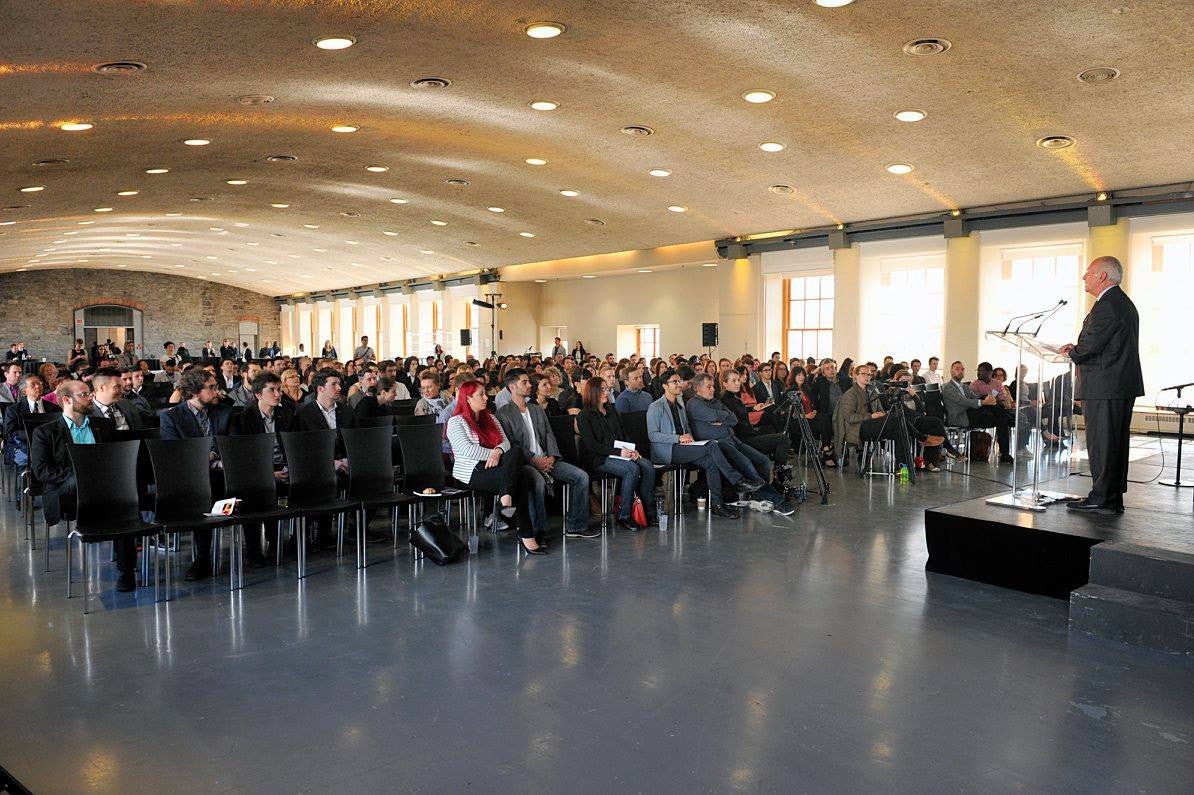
[657,496,667,531]
[898,465,911,483]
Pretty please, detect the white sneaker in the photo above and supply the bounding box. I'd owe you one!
[747,500,774,513]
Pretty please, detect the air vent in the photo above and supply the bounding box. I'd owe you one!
[769,184,795,195]
[902,38,951,56]
[410,77,451,89]
[93,61,147,75]
[266,154,297,162]
[237,94,276,106]
[33,158,70,166]
[464,241,479,246]
[188,196,213,202]
[339,211,361,217]
[585,218,606,226]
[621,125,655,137]
[444,178,470,187]
[1036,135,1076,150]
[1078,67,1120,84]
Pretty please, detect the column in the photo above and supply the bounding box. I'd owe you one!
[1087,218,1130,309]
[716,255,762,356]
[943,232,982,368]
[831,245,861,361]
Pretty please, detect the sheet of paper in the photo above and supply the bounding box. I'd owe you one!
[613,440,636,452]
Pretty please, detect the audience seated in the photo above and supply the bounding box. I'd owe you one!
[228,371,292,567]
[89,367,144,431]
[0,362,22,407]
[3,374,61,467]
[790,367,836,466]
[942,360,1015,464]
[888,369,957,471]
[576,375,658,530]
[530,373,563,417]
[613,367,653,414]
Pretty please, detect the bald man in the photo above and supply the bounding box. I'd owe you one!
[1059,256,1143,514]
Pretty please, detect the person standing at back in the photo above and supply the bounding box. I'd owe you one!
[1059,256,1143,515]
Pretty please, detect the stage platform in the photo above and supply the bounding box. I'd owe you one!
[925,456,1194,654]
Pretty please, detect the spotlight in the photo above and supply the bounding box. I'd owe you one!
[472,298,495,309]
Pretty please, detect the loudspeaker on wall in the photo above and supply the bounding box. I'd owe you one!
[460,329,472,346]
[701,322,718,347]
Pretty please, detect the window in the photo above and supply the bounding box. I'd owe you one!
[980,243,1085,365]
[873,259,943,362]
[782,273,834,361]
[1139,234,1194,400]
[636,325,660,359]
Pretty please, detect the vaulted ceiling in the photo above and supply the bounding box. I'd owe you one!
[1,0,1191,295]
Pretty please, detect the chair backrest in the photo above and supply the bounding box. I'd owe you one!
[279,429,339,506]
[390,403,417,416]
[216,433,281,512]
[19,413,58,435]
[145,437,216,522]
[396,423,445,491]
[69,439,142,531]
[620,410,651,454]
[548,414,581,467]
[393,413,435,426]
[357,414,395,429]
[340,425,396,500]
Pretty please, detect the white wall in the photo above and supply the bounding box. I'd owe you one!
[858,236,947,363]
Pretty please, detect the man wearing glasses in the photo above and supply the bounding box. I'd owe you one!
[647,370,763,518]
[160,369,234,581]
[31,380,136,590]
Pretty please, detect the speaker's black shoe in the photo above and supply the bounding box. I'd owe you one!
[711,503,740,519]
[1066,501,1118,515]
[116,571,137,592]
[184,560,212,581]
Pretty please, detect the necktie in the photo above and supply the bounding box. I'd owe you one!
[109,404,128,431]
[196,409,210,436]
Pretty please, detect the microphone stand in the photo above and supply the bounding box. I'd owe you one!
[1160,383,1193,489]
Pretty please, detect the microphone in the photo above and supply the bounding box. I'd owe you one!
[1012,299,1067,333]
[1161,382,1194,392]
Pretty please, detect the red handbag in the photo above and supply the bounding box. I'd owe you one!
[613,494,650,527]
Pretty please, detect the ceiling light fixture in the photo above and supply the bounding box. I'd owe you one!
[270,202,290,208]
[331,124,359,133]
[182,138,211,146]
[93,207,113,213]
[894,109,927,122]
[758,142,786,152]
[389,197,408,204]
[530,100,558,111]
[145,168,170,174]
[621,125,654,137]
[1037,135,1076,149]
[365,166,389,173]
[487,206,505,213]
[525,158,548,166]
[345,240,360,245]
[885,163,914,175]
[226,179,248,185]
[581,275,596,279]
[315,36,356,50]
[649,168,671,177]
[1078,67,1121,85]
[303,223,320,229]
[116,190,139,196]
[383,230,399,236]
[445,178,470,187]
[950,209,961,217]
[585,218,606,226]
[559,189,579,197]
[525,22,565,38]
[1096,191,1109,202]
[534,279,547,283]
[637,269,653,273]
[667,205,687,213]
[815,0,856,5]
[742,90,775,104]
[419,249,434,255]
[519,231,535,238]
[701,262,718,268]
[19,186,45,193]
[430,219,448,226]
[902,38,951,56]
[60,121,95,132]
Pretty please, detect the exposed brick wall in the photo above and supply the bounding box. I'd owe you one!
[0,269,279,362]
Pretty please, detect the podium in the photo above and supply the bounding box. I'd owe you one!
[983,329,1082,511]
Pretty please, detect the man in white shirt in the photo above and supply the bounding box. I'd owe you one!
[921,356,944,386]
[89,367,142,431]
[353,335,375,364]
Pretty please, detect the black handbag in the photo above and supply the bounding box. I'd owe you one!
[410,512,468,565]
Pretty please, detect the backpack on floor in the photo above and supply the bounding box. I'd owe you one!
[969,430,992,461]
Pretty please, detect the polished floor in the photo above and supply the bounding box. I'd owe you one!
[2,438,1193,793]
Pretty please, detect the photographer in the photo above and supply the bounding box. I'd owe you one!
[889,369,961,471]
[833,365,944,471]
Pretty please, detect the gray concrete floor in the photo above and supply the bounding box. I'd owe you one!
[1,438,1192,793]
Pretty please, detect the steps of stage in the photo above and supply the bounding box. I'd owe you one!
[1069,540,1194,656]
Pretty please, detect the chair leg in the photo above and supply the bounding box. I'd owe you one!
[81,541,91,615]
[357,508,366,570]
[65,529,73,598]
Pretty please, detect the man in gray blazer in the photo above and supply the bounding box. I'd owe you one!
[0,361,21,406]
[228,362,259,408]
[942,360,1012,463]
[686,373,771,485]
[647,370,761,518]
[496,371,598,538]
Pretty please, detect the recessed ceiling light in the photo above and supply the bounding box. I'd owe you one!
[894,109,927,123]
[902,38,951,56]
[525,22,565,38]
[1078,67,1120,85]
[530,100,558,111]
[585,218,606,226]
[165,212,182,217]
[77,221,94,225]
[445,178,470,187]
[0,221,15,226]
[487,206,505,213]
[234,222,249,227]
[637,269,653,273]
[339,211,360,217]
[365,166,389,173]
[59,122,93,132]
[382,230,399,236]
[758,142,786,152]
[742,90,775,104]
[519,231,536,238]
[525,158,548,166]
[885,163,914,175]
[226,179,248,185]
[209,227,224,232]
[315,36,356,50]
[270,202,290,208]
[145,168,170,174]
[245,268,257,272]
[266,154,297,162]
[702,262,718,268]
[182,138,211,146]
[19,186,45,193]
[116,190,139,196]
[649,168,671,177]
[419,249,434,255]
[667,205,687,213]
[558,189,579,197]
[534,279,547,283]
[93,207,113,212]
[303,223,320,229]
[815,0,855,6]
[621,125,654,137]
[345,240,360,245]
[769,184,795,195]
[331,124,359,133]
[1037,135,1076,150]
[581,275,596,279]
[389,197,408,204]
[430,219,448,226]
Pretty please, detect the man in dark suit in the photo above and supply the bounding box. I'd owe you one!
[1060,256,1144,514]
[30,380,135,590]
[295,367,357,435]
[201,340,219,363]
[121,368,156,422]
[219,338,238,361]
[160,368,234,580]
[3,374,61,467]
[88,367,144,432]
[229,372,294,566]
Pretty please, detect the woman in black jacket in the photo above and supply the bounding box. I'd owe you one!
[751,361,784,405]
[576,376,656,529]
[792,368,836,466]
[530,373,563,417]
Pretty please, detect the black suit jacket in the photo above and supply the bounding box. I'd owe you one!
[90,398,144,431]
[30,415,117,525]
[159,401,234,440]
[1070,286,1144,400]
[295,400,357,432]
[3,399,61,457]
[231,404,296,435]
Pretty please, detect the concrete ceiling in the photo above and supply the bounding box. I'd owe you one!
[1,0,1191,295]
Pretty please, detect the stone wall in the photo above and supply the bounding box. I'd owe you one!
[0,269,279,362]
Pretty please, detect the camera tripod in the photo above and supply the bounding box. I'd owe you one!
[781,393,830,504]
[868,386,918,484]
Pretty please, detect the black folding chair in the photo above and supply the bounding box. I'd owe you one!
[549,414,617,534]
[279,429,357,579]
[145,438,241,594]
[395,423,472,541]
[216,433,297,580]
[65,440,161,614]
[18,413,59,563]
[340,425,413,567]
[620,409,688,514]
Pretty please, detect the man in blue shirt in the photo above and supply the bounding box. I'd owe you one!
[613,368,652,414]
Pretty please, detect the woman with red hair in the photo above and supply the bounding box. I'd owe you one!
[446,380,543,554]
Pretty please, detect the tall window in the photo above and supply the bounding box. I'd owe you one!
[1140,234,1194,400]
[782,273,834,361]
[874,259,944,362]
[636,325,660,359]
